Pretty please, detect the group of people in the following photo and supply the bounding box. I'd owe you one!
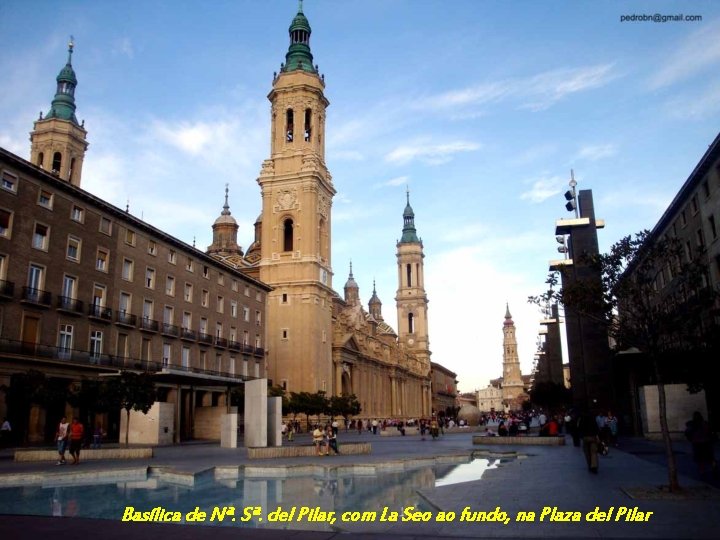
[55,417,85,465]
[311,424,340,456]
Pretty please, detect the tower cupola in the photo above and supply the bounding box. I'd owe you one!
[46,39,80,125]
[283,1,316,73]
[399,189,420,244]
[344,261,360,306]
[368,279,384,321]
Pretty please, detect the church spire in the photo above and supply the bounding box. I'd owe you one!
[45,37,80,125]
[399,188,420,244]
[283,0,316,73]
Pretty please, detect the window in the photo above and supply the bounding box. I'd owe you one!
[1,171,17,193]
[58,325,73,357]
[92,284,106,308]
[680,210,687,227]
[200,317,208,334]
[218,273,224,286]
[242,359,248,377]
[203,265,209,279]
[231,279,238,292]
[255,334,262,348]
[62,275,77,301]
[166,275,175,296]
[52,152,62,173]
[201,289,209,307]
[286,109,294,142]
[282,328,289,340]
[255,310,261,326]
[70,205,84,223]
[66,236,81,262]
[28,264,44,290]
[230,327,237,341]
[168,250,177,265]
[282,293,288,304]
[406,264,412,287]
[182,347,190,368]
[164,305,174,324]
[122,258,134,281]
[141,338,151,361]
[244,285,250,297]
[145,267,156,289]
[119,292,131,314]
[304,108,312,141]
[96,248,109,272]
[99,217,112,235]
[0,209,12,238]
[408,313,415,334]
[216,322,223,338]
[184,282,193,302]
[37,190,53,209]
[182,311,191,329]
[163,343,171,367]
[32,223,49,250]
[691,194,699,215]
[709,215,717,240]
[229,356,236,375]
[243,306,250,322]
[125,229,136,246]
[697,228,705,249]
[148,241,157,256]
[703,180,711,199]
[256,291,262,302]
[143,299,154,320]
[89,330,103,359]
[217,295,224,313]
[186,258,194,272]
[243,330,249,345]
[230,300,238,318]
[215,353,222,372]
[283,218,294,251]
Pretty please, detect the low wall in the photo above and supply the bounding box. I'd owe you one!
[380,427,419,436]
[473,435,565,446]
[15,447,154,462]
[248,442,371,459]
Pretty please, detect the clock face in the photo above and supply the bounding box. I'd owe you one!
[408,338,415,346]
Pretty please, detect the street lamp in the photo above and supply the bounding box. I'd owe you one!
[564,170,579,217]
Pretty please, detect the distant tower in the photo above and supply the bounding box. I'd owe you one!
[343,262,359,306]
[207,185,243,259]
[368,280,383,321]
[502,304,525,409]
[258,3,335,394]
[30,38,88,186]
[395,190,431,367]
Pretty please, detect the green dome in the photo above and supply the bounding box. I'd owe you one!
[282,1,316,74]
[45,41,79,125]
[399,191,421,244]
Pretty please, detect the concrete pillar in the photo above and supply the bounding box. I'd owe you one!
[221,411,238,448]
[244,378,267,447]
[267,396,282,447]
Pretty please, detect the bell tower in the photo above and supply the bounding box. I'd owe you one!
[258,2,335,394]
[30,38,88,187]
[395,190,431,369]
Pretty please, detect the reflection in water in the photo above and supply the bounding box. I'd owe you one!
[0,457,510,530]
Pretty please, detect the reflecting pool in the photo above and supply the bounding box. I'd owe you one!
[0,455,513,530]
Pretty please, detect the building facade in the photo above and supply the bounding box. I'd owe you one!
[430,361,457,416]
[0,46,270,444]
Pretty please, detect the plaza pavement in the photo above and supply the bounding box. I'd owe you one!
[0,429,718,539]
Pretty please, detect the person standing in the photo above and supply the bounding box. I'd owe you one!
[371,419,378,435]
[0,417,10,445]
[327,425,340,454]
[577,410,600,473]
[68,418,84,465]
[685,411,716,475]
[56,417,70,465]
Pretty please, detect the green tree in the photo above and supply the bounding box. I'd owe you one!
[531,231,718,492]
[329,394,361,422]
[288,391,328,430]
[104,371,157,446]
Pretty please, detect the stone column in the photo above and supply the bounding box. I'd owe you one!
[244,378,267,447]
[267,396,282,447]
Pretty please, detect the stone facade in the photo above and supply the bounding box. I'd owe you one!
[431,362,457,416]
[501,305,527,409]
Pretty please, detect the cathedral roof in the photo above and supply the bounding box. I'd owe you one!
[344,261,358,290]
[368,279,381,306]
[213,185,238,226]
[399,189,421,244]
[504,303,514,326]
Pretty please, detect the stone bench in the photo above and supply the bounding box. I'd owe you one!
[247,442,371,459]
[14,447,154,462]
[473,435,566,446]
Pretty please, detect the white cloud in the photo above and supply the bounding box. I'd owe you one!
[417,63,617,113]
[375,175,409,188]
[576,143,617,161]
[385,140,481,165]
[112,37,134,59]
[666,81,720,119]
[650,19,720,89]
[520,176,565,203]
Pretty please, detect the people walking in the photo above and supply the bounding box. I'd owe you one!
[56,417,69,465]
[577,410,600,473]
[327,425,340,454]
[68,418,84,465]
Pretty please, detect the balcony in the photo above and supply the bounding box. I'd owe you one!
[214,337,228,349]
[253,346,265,357]
[0,279,14,298]
[180,327,196,342]
[161,323,179,337]
[88,304,112,322]
[229,340,241,351]
[57,296,84,315]
[21,287,51,307]
[198,332,213,345]
[140,318,159,333]
[115,311,137,327]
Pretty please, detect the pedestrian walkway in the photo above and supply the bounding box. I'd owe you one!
[0,431,718,539]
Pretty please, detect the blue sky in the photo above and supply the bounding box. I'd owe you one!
[2,1,719,392]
